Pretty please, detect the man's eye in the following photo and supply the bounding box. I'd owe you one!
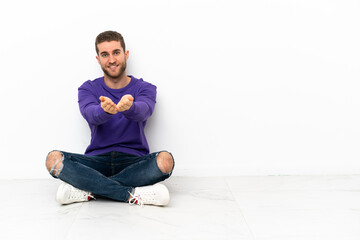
[114,52,120,55]
[102,54,108,57]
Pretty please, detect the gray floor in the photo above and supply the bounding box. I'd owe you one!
[0,176,359,240]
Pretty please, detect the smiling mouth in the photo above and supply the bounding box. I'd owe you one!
[108,65,119,70]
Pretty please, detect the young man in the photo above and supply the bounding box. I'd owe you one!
[45,31,174,207]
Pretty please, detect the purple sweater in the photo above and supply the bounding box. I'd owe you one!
[78,75,157,156]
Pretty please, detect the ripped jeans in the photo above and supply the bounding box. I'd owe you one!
[47,151,174,202]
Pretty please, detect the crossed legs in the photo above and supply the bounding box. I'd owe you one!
[45,150,174,203]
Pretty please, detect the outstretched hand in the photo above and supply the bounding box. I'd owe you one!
[99,96,118,114]
[99,95,134,114]
[117,94,134,112]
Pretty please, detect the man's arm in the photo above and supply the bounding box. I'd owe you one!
[78,83,114,126]
[120,85,156,122]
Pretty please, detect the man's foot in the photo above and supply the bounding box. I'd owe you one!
[129,183,170,207]
[56,182,94,205]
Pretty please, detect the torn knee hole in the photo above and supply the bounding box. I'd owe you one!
[46,151,64,177]
[156,151,174,174]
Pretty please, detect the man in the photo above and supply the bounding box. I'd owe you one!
[45,31,174,207]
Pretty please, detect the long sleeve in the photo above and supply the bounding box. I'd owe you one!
[122,85,157,122]
[78,81,113,126]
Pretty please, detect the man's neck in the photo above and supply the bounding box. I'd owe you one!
[104,74,131,89]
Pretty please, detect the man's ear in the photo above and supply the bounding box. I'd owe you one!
[125,50,129,61]
[96,55,100,64]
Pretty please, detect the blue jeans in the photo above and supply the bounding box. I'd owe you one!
[48,151,174,202]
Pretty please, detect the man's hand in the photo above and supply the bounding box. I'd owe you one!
[99,96,118,115]
[117,94,134,112]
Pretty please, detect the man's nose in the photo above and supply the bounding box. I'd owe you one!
[109,54,116,63]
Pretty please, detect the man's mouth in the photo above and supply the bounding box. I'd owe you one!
[108,65,119,70]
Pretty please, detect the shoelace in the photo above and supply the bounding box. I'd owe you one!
[128,192,144,207]
[70,188,95,201]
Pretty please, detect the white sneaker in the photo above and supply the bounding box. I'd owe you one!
[56,182,94,205]
[129,183,170,207]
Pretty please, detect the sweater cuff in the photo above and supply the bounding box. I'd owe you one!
[96,104,113,122]
[122,102,136,116]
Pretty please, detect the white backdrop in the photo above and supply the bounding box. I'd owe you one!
[0,0,359,179]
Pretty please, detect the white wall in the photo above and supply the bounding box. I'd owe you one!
[0,0,359,179]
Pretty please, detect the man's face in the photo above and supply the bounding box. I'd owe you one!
[96,41,129,79]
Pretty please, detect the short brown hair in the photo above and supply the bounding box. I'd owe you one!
[95,31,126,55]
